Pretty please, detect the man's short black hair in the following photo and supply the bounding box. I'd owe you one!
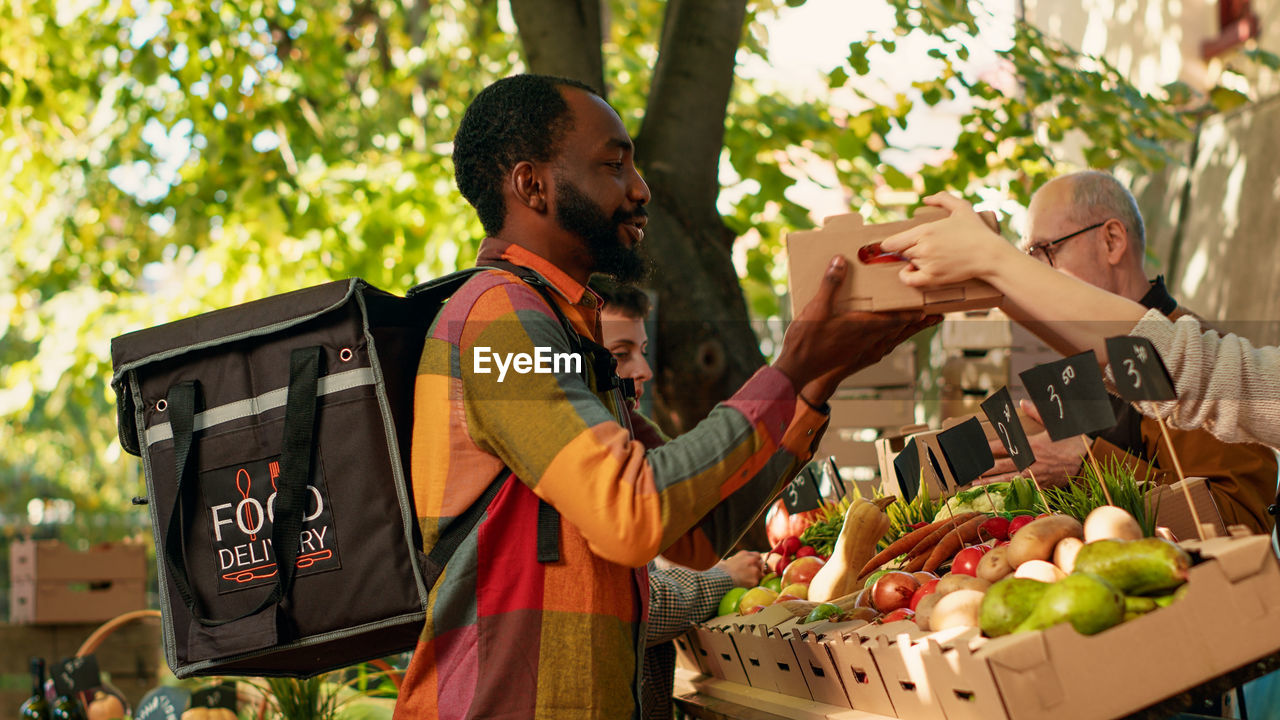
[453,74,601,236]
[590,274,651,319]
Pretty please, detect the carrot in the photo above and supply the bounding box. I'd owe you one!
[858,516,954,578]
[905,512,981,560]
[923,515,989,573]
[902,553,930,573]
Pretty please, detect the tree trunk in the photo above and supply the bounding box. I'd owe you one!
[508,0,606,95]
[635,0,760,431]
[512,0,762,432]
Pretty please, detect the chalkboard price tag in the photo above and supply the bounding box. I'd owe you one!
[135,687,191,720]
[51,655,100,697]
[191,683,238,711]
[1019,351,1118,441]
[783,463,824,514]
[893,438,923,503]
[980,386,1036,472]
[1106,336,1176,402]
[935,416,996,485]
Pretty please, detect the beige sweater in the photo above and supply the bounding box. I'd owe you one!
[1124,308,1280,449]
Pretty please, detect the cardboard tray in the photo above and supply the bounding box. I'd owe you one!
[787,208,1003,317]
[916,534,1280,720]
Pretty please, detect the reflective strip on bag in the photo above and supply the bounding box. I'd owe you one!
[144,366,376,446]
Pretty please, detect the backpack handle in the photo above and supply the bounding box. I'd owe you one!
[163,345,320,627]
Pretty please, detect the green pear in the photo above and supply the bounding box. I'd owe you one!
[1013,573,1124,636]
[1072,538,1191,596]
[980,578,1050,638]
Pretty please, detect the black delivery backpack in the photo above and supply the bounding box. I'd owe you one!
[110,274,501,678]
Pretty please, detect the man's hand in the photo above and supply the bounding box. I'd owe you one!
[977,400,1083,488]
[775,255,938,404]
[716,550,765,588]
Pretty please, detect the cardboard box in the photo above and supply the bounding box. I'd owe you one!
[829,397,917,431]
[841,343,917,389]
[864,622,948,720]
[919,535,1280,720]
[787,208,1003,316]
[672,631,712,676]
[940,309,1014,351]
[821,622,902,716]
[730,622,812,698]
[694,604,795,685]
[786,619,873,708]
[9,540,147,625]
[940,351,1010,394]
[819,434,881,469]
[1148,476,1229,541]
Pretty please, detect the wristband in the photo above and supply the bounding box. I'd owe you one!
[797,392,829,414]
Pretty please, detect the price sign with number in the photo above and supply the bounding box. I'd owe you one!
[935,416,996,485]
[1105,336,1176,402]
[1019,351,1117,441]
[892,438,923,503]
[51,655,100,697]
[783,462,824,514]
[191,683,238,711]
[980,386,1036,472]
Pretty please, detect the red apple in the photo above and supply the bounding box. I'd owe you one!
[782,555,827,587]
[766,499,822,547]
[909,578,941,611]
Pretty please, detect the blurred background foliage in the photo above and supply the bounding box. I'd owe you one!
[1,0,1249,545]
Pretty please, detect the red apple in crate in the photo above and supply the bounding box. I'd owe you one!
[736,586,779,615]
[778,583,809,601]
[781,555,826,587]
[765,499,822,547]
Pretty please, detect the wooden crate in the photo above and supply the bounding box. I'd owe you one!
[0,619,162,710]
[10,541,147,625]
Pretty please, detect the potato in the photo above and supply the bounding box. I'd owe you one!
[1006,515,1084,568]
[914,592,943,632]
[1053,537,1085,574]
[931,589,986,631]
[1013,559,1067,583]
[1083,505,1143,543]
[936,573,992,597]
[977,546,1013,583]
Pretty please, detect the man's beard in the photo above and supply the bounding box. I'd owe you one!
[555,176,650,283]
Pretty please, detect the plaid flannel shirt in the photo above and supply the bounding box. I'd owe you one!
[394,238,827,719]
[643,564,733,720]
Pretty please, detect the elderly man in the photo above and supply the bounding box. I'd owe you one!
[984,170,1276,534]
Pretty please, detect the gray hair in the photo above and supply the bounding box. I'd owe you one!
[1063,170,1146,255]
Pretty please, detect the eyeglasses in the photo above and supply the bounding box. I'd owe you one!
[1024,221,1107,267]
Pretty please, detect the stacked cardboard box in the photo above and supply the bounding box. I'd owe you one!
[819,343,920,495]
[10,539,147,624]
[933,309,1059,419]
[677,534,1280,719]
